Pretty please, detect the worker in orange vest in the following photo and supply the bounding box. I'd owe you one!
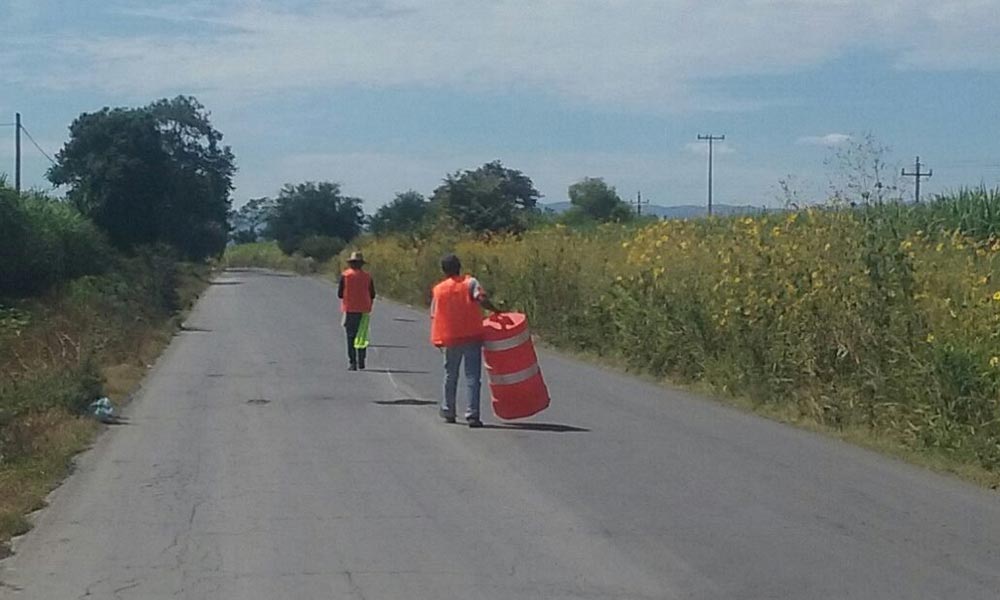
[430,253,500,428]
[338,251,375,371]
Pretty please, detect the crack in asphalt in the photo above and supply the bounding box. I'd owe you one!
[344,570,369,600]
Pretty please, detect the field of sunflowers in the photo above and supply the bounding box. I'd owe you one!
[357,189,1000,472]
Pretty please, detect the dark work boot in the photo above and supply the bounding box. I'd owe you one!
[347,342,357,371]
[357,349,367,370]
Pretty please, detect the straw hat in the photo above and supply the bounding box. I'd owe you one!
[347,251,365,264]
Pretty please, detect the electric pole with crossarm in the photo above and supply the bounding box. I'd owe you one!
[697,134,725,216]
[631,190,649,216]
[902,156,932,203]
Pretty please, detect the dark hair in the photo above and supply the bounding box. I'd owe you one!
[441,253,462,276]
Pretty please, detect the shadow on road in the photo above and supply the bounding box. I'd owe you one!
[363,368,430,375]
[178,325,212,333]
[373,399,437,406]
[392,317,419,323]
[208,280,244,286]
[368,344,410,349]
[223,268,295,278]
[483,422,590,433]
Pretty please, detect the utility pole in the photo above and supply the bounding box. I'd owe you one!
[15,112,21,193]
[901,156,932,203]
[697,134,724,215]
[631,190,649,216]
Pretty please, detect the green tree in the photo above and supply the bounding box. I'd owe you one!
[566,177,633,223]
[369,190,430,236]
[431,160,540,233]
[229,196,276,243]
[265,182,364,255]
[47,96,236,260]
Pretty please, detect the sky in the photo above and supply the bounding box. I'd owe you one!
[1,0,999,213]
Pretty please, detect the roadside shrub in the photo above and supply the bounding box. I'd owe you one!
[0,186,111,296]
[298,235,346,262]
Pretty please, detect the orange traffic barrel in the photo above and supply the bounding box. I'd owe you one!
[482,312,550,420]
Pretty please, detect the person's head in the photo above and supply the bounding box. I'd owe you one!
[441,253,462,277]
[347,251,366,269]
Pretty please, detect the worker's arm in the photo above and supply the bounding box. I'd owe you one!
[470,277,502,314]
[337,276,344,299]
[369,278,376,300]
[479,296,501,314]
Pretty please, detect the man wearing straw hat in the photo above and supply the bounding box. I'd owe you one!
[338,251,376,371]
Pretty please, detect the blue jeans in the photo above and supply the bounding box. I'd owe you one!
[442,342,483,420]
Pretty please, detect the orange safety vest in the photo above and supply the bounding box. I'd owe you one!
[430,275,484,347]
[341,268,373,313]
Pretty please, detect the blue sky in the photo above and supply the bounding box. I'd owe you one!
[2,0,999,212]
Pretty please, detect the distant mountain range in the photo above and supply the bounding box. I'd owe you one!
[542,202,782,219]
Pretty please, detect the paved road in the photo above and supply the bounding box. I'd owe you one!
[2,270,999,599]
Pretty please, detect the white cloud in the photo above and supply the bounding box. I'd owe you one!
[7,1,1000,111]
[797,133,852,146]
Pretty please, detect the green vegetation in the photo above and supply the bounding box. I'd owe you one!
[229,197,275,244]
[263,182,363,258]
[564,177,634,224]
[222,241,320,274]
[230,161,543,255]
[0,186,111,296]
[369,190,431,237]
[431,161,541,234]
[48,96,236,260]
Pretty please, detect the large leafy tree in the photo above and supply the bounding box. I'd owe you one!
[229,196,276,243]
[47,96,236,260]
[369,190,430,236]
[567,177,633,223]
[431,160,540,233]
[265,182,364,255]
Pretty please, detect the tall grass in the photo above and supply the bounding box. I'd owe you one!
[360,190,1000,472]
[221,241,319,274]
[0,252,206,554]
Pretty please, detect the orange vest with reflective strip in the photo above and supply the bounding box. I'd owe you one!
[341,268,373,313]
[430,276,484,347]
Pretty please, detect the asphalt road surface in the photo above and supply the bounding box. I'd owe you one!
[2,270,999,599]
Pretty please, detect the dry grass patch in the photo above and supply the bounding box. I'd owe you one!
[0,262,210,556]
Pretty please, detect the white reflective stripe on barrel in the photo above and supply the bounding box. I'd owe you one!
[483,329,531,352]
[490,363,540,386]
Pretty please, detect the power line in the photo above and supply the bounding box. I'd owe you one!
[935,162,1000,169]
[19,124,57,166]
